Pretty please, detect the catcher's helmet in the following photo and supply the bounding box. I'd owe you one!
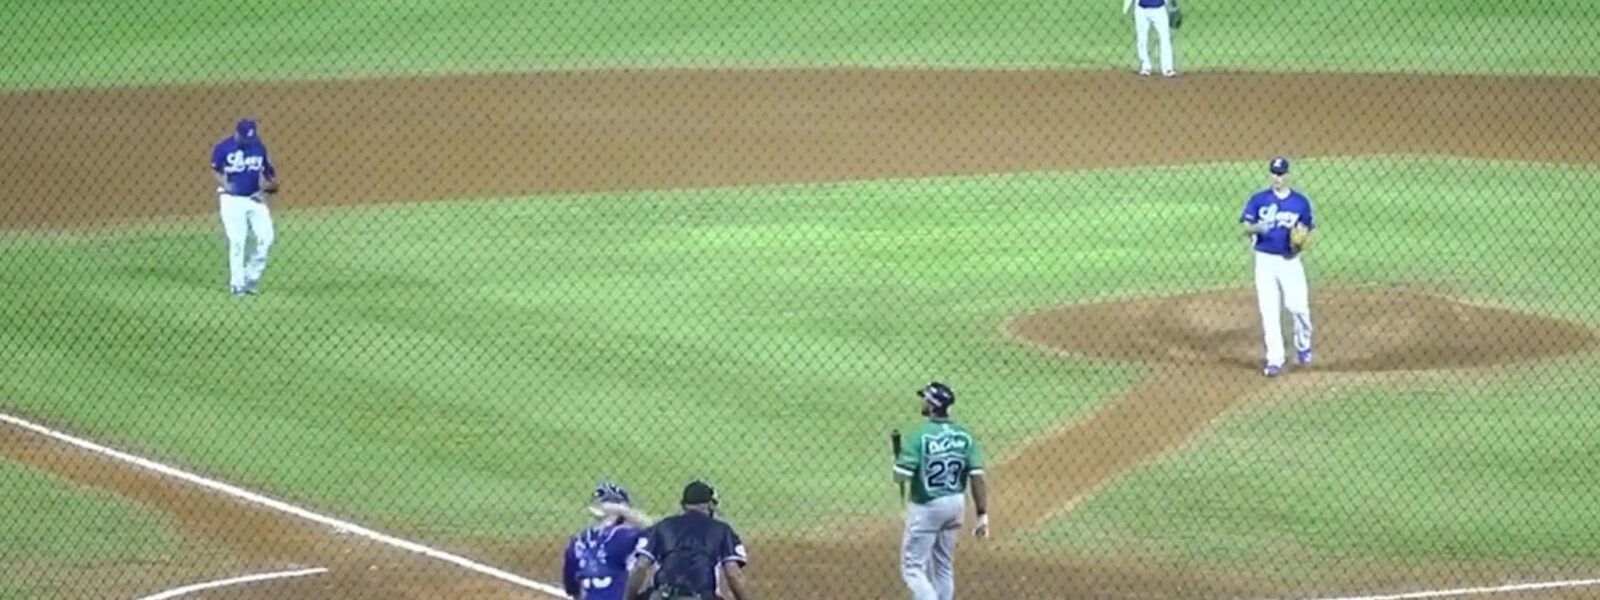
[592,481,631,506]
[918,382,955,411]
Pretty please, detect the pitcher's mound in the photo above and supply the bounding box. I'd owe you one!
[1010,288,1594,373]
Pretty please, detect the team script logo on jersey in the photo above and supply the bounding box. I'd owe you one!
[223,150,265,174]
[1257,204,1302,229]
[924,435,969,456]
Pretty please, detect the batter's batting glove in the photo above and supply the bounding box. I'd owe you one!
[974,514,991,539]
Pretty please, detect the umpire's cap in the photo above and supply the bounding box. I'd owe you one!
[918,382,955,411]
[681,480,719,506]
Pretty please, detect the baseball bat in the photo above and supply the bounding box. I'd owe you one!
[890,429,905,502]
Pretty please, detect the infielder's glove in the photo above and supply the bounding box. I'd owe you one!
[1167,0,1182,29]
[1289,224,1310,252]
[261,180,279,194]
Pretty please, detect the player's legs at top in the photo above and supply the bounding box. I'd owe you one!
[901,506,940,600]
[1282,257,1313,363]
[243,203,275,290]
[1255,253,1288,369]
[1152,6,1175,74]
[219,196,250,292]
[1134,9,1153,73]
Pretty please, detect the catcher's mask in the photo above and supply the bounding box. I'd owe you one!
[588,481,632,519]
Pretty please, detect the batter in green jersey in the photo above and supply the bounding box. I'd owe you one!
[893,382,990,600]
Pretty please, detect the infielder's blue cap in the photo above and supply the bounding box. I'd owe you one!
[592,481,631,506]
[918,382,955,410]
[1269,156,1290,175]
[236,119,258,140]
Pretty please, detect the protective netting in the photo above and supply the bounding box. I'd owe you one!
[1,2,1598,599]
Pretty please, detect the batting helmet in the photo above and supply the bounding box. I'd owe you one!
[918,382,955,411]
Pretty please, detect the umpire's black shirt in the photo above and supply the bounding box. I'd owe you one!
[634,510,748,597]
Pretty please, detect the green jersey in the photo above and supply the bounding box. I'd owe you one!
[893,418,985,504]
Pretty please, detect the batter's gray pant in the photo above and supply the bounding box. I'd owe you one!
[901,494,964,600]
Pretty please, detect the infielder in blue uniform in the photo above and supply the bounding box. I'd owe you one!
[1123,0,1177,77]
[562,482,652,600]
[210,119,278,296]
[1240,157,1316,377]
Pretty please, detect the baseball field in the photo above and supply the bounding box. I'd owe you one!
[2,1,1599,599]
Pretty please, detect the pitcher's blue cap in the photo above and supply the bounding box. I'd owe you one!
[236,119,258,139]
[1269,157,1290,175]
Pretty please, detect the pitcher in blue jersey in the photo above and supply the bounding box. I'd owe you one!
[563,482,651,600]
[210,118,279,296]
[1240,157,1316,377]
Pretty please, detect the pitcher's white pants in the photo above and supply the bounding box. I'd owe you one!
[219,194,274,289]
[1134,6,1175,74]
[1255,251,1312,367]
[901,494,964,600]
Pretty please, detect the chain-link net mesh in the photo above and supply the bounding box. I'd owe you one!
[2,2,1599,599]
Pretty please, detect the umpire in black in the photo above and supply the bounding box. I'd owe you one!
[626,480,752,600]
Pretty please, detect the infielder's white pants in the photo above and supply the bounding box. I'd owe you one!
[901,494,964,600]
[1254,251,1312,367]
[1134,6,1175,74]
[219,194,274,289]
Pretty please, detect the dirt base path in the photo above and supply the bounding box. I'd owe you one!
[3,70,1598,228]
[3,68,1599,598]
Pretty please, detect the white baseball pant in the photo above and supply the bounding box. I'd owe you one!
[1134,6,1175,74]
[219,193,274,289]
[1255,251,1312,367]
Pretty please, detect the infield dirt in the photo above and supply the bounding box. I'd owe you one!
[2,69,1597,598]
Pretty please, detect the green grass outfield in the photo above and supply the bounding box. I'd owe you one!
[3,0,1597,90]
[2,157,1597,564]
[0,462,179,600]
[1027,365,1600,578]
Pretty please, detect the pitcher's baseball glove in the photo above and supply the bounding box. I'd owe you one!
[1289,224,1310,251]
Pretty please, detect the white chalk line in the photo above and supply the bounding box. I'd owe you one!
[131,567,328,600]
[1291,576,1600,600]
[11,412,1597,600]
[0,412,566,598]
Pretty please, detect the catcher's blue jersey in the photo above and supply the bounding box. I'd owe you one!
[1241,190,1314,257]
[562,523,640,600]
